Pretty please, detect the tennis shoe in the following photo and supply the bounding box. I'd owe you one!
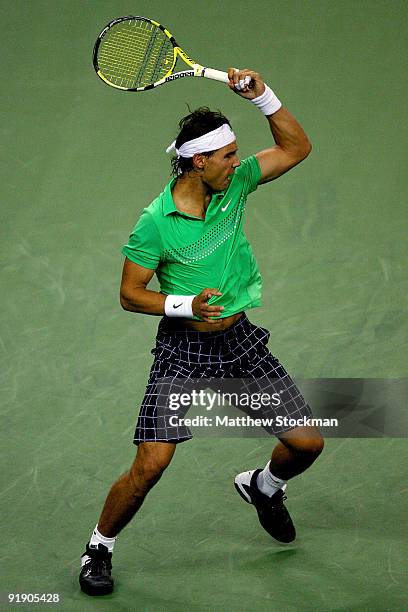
[234,469,296,543]
[79,543,114,596]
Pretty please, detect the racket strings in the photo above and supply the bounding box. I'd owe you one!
[135,27,161,85]
[97,19,174,88]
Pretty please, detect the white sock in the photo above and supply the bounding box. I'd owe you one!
[81,525,117,568]
[257,461,287,497]
[89,525,116,552]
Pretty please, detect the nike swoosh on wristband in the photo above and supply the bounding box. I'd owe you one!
[221,199,232,212]
[173,303,183,308]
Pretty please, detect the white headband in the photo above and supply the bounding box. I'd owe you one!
[166,123,236,158]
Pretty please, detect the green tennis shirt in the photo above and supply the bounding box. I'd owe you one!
[121,155,263,318]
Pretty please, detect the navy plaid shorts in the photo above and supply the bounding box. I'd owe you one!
[134,313,313,444]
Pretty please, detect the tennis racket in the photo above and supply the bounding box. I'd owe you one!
[93,16,229,92]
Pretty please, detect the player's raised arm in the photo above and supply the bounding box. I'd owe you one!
[227,68,312,184]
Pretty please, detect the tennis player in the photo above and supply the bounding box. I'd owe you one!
[79,68,324,596]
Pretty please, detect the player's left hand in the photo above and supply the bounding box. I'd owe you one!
[227,68,265,99]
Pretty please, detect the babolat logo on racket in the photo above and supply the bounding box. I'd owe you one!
[167,72,194,81]
[93,15,229,92]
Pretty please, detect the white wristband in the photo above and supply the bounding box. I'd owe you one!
[164,295,195,318]
[251,84,282,116]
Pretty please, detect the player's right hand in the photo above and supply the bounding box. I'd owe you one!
[192,288,224,323]
[227,67,265,99]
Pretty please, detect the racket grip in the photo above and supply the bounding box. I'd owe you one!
[202,67,229,83]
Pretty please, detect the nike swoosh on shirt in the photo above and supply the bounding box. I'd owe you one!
[221,199,232,212]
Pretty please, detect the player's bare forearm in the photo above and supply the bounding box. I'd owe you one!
[120,286,225,322]
[120,287,166,315]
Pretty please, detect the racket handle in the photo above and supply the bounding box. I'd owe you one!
[202,67,229,83]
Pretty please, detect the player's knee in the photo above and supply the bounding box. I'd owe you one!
[128,462,162,496]
[136,461,164,487]
[296,436,324,458]
[282,425,324,460]
[129,444,173,494]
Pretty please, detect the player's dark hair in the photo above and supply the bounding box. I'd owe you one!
[170,107,231,177]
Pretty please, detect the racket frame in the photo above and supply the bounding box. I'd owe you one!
[93,16,229,91]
